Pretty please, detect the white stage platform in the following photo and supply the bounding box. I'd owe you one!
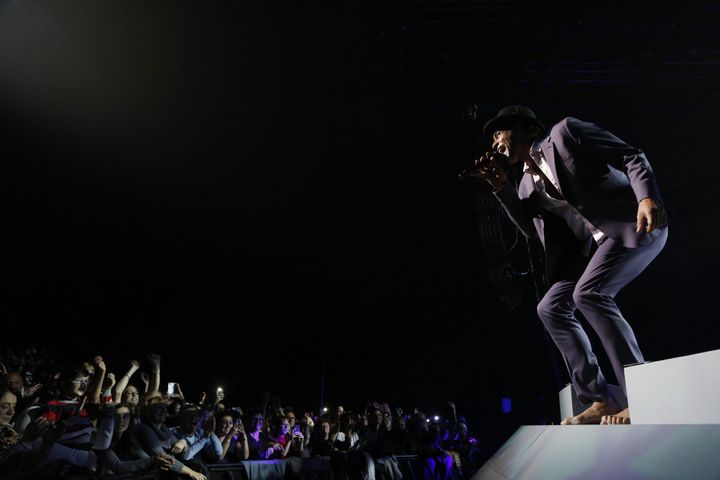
[474,349,720,479]
[472,424,720,480]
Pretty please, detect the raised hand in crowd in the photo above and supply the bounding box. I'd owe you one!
[23,382,43,398]
[94,356,106,374]
[147,353,162,393]
[213,389,225,407]
[104,373,116,391]
[88,355,107,404]
[174,383,185,400]
[139,371,150,393]
[304,412,314,428]
[113,359,140,402]
[235,420,245,437]
[448,401,458,423]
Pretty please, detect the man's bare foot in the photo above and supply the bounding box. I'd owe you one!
[600,407,631,425]
[560,398,622,425]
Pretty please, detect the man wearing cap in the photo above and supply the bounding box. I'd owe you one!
[471,106,668,425]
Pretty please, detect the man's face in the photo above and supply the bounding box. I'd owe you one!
[148,403,168,424]
[182,409,200,434]
[5,373,23,395]
[368,409,383,428]
[492,128,533,166]
[252,414,264,431]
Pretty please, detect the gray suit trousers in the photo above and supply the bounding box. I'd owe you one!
[536,227,668,403]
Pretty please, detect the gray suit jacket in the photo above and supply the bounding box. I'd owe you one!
[494,117,666,283]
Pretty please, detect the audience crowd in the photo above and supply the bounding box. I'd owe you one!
[0,344,484,479]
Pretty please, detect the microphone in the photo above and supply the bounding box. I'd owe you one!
[458,150,510,180]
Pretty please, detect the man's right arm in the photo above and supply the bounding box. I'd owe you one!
[470,151,539,241]
[493,182,539,240]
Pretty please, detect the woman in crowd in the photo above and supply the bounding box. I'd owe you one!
[0,386,20,459]
[310,417,334,456]
[204,410,249,463]
[332,413,359,452]
[97,403,173,475]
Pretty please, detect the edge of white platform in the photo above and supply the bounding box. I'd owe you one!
[626,348,720,424]
[472,424,720,480]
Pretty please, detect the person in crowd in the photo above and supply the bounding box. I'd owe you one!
[358,406,387,458]
[385,416,414,455]
[332,413,359,452]
[416,416,453,480]
[136,393,207,480]
[16,362,114,452]
[165,397,185,428]
[246,410,268,460]
[3,372,42,413]
[0,386,20,459]
[299,411,315,456]
[204,410,248,463]
[286,409,297,432]
[97,403,174,475]
[310,417,334,456]
[171,404,222,463]
[267,415,305,460]
[112,359,141,407]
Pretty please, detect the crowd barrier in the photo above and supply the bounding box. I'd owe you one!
[99,454,422,480]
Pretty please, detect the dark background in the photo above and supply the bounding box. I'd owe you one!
[3,0,719,457]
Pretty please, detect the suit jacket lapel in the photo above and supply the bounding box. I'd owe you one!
[541,138,562,192]
[540,137,576,203]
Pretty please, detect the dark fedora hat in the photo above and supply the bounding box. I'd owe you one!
[483,105,545,137]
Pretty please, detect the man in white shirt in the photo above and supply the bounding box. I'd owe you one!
[471,105,669,425]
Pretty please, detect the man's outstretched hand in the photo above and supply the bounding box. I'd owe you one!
[637,198,667,233]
